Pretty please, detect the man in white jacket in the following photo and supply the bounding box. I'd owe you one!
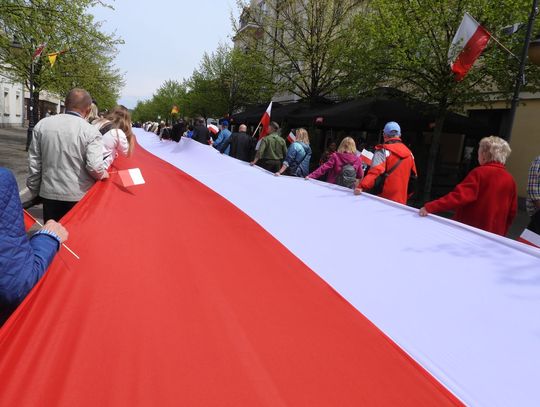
[26,88,108,221]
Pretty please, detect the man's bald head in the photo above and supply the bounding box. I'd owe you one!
[239,124,247,132]
[65,88,92,113]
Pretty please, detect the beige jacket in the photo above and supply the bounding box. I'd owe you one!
[27,113,106,201]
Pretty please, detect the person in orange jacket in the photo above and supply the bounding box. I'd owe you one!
[354,122,417,204]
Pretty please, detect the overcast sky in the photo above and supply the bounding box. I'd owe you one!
[91,0,238,108]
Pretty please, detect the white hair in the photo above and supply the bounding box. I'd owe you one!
[479,136,511,164]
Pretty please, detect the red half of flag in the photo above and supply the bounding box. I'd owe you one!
[258,102,273,140]
[23,210,37,231]
[449,13,491,81]
[118,168,145,187]
[287,131,296,143]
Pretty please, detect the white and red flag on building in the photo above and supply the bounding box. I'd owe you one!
[448,13,491,81]
[257,102,272,140]
[117,168,145,187]
[287,130,296,143]
[32,43,47,61]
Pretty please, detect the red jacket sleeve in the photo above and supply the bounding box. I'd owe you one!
[360,161,385,190]
[425,170,480,214]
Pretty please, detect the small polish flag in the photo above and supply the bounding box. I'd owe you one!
[519,230,540,248]
[360,149,374,166]
[258,102,272,140]
[207,124,219,135]
[287,131,296,143]
[23,210,37,231]
[448,13,491,81]
[118,168,145,187]
[32,43,47,61]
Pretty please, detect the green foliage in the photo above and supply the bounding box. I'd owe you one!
[241,0,361,102]
[185,43,275,118]
[0,0,124,108]
[131,80,188,122]
[342,0,540,199]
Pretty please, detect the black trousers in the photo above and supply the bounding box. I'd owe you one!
[528,210,540,234]
[42,198,77,222]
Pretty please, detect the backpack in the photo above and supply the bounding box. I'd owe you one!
[335,162,357,189]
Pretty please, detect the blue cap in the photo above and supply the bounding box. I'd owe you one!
[383,121,401,136]
[221,120,229,127]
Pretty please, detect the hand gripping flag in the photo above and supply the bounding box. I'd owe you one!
[258,102,272,140]
[448,13,491,81]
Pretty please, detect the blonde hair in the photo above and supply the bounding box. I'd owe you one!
[107,106,135,156]
[479,136,511,164]
[337,137,356,154]
[87,103,100,123]
[295,128,310,144]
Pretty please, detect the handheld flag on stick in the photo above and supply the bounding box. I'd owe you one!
[287,131,296,143]
[117,168,145,188]
[23,209,80,259]
[519,213,540,248]
[360,149,374,166]
[257,102,272,140]
[207,124,219,135]
[448,13,491,81]
[48,53,58,67]
[32,43,46,61]
[171,105,179,114]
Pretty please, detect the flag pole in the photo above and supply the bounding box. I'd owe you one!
[24,210,80,260]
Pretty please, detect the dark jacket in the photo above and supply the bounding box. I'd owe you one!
[0,168,59,323]
[171,122,185,142]
[221,131,253,162]
[192,124,210,145]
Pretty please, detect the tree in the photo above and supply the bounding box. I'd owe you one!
[344,0,540,200]
[239,0,361,103]
[131,80,187,123]
[186,43,274,119]
[0,0,123,115]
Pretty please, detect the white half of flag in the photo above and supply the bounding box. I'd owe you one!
[118,168,145,187]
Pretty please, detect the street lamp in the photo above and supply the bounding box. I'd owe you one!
[506,0,540,142]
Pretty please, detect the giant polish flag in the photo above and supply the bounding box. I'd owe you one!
[448,13,491,81]
[1,129,540,406]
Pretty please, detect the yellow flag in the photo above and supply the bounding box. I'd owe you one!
[171,105,179,114]
[48,53,58,67]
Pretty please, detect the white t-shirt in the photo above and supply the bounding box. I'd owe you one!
[103,128,129,169]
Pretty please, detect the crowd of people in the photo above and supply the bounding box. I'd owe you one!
[1,86,539,325]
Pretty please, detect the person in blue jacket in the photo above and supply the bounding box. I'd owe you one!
[212,121,232,155]
[0,167,68,324]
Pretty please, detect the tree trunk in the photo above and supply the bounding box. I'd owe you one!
[422,108,447,203]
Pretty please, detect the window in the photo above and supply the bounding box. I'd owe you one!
[3,90,9,116]
[15,92,21,116]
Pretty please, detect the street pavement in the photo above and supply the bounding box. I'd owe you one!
[0,126,43,224]
[0,125,530,239]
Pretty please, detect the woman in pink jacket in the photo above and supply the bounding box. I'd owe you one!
[307,137,364,188]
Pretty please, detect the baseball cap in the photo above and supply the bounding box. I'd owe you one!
[383,121,401,136]
[221,120,229,127]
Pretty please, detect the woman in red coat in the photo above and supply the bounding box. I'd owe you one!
[419,136,517,236]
